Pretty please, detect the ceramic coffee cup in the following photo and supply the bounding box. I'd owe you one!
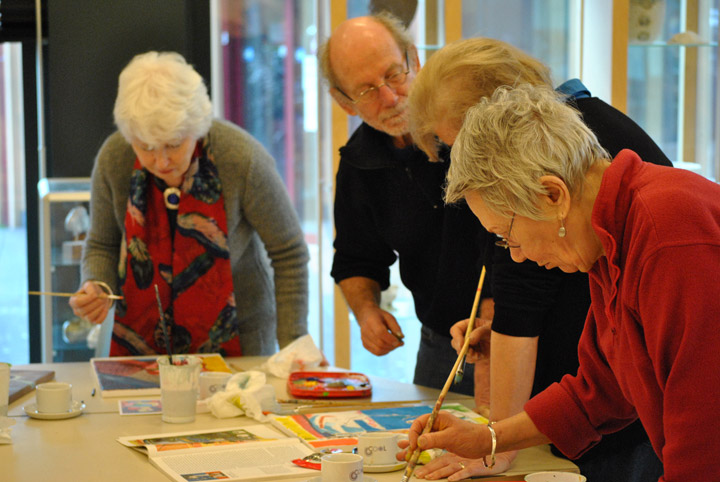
[525,472,587,482]
[36,382,73,413]
[321,452,364,482]
[199,371,232,399]
[357,432,404,466]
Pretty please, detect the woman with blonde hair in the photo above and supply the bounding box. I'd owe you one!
[70,51,309,357]
[406,38,670,481]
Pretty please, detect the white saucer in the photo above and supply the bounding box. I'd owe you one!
[306,477,377,482]
[363,461,407,473]
[24,400,85,420]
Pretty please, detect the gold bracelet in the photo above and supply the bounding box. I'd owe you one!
[482,421,497,469]
[92,280,116,305]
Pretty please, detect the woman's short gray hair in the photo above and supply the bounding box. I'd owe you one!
[446,84,609,220]
[113,51,212,146]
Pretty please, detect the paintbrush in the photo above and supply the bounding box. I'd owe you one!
[278,398,425,406]
[455,268,488,385]
[154,284,173,365]
[29,290,124,300]
[401,266,486,482]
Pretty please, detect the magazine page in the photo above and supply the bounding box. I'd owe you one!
[149,438,316,482]
[118,425,316,481]
[92,353,231,397]
[117,424,284,452]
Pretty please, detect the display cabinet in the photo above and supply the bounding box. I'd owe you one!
[626,0,718,178]
[584,0,718,179]
[37,178,94,362]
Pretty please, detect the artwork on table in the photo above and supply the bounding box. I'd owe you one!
[8,369,55,403]
[271,403,486,449]
[91,354,230,397]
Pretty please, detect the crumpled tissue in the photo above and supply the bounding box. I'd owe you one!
[0,416,16,444]
[206,371,280,422]
[259,334,325,379]
[206,335,325,421]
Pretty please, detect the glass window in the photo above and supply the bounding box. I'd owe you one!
[461,0,579,84]
[343,0,425,384]
[627,0,718,180]
[215,0,335,357]
[0,42,30,364]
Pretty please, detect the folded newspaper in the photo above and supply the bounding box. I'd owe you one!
[117,424,316,481]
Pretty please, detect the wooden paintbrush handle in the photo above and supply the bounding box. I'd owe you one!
[401,266,487,482]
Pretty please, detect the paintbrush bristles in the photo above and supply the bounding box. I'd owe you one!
[401,266,487,482]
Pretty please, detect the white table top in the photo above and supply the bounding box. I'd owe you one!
[2,357,578,481]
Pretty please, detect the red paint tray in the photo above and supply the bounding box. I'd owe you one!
[287,371,372,398]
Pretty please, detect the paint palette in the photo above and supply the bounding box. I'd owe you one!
[287,371,372,398]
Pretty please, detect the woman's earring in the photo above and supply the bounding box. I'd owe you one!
[558,218,567,238]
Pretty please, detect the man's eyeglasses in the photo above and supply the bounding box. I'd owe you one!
[495,213,520,249]
[336,50,411,105]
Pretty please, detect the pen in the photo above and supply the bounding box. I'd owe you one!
[91,388,96,397]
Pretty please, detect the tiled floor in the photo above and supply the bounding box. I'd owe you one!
[0,226,30,364]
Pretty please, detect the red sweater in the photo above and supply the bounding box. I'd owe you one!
[525,150,720,482]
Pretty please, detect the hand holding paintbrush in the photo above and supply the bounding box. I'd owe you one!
[66,280,122,324]
[400,266,486,482]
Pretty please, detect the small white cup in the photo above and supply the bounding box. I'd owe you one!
[357,432,403,466]
[36,382,73,413]
[321,452,364,482]
[0,363,10,416]
[525,472,587,482]
[199,371,232,399]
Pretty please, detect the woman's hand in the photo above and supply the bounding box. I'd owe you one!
[450,318,492,363]
[412,451,517,481]
[398,411,488,461]
[68,281,112,324]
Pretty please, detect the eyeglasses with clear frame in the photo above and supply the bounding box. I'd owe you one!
[495,213,520,249]
[335,50,411,105]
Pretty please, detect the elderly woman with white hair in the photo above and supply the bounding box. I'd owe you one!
[69,51,309,357]
[400,84,720,482]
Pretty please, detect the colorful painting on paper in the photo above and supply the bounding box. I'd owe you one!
[272,403,487,440]
[91,354,230,396]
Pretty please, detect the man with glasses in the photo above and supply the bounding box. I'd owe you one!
[318,12,493,397]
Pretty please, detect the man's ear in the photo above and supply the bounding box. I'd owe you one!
[329,87,358,116]
[538,175,571,217]
[408,44,421,71]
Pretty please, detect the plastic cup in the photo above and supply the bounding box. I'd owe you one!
[158,355,201,423]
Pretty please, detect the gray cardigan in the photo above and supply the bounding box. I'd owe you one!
[82,119,309,355]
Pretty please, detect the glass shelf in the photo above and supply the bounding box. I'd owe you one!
[629,41,718,47]
[38,177,93,362]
